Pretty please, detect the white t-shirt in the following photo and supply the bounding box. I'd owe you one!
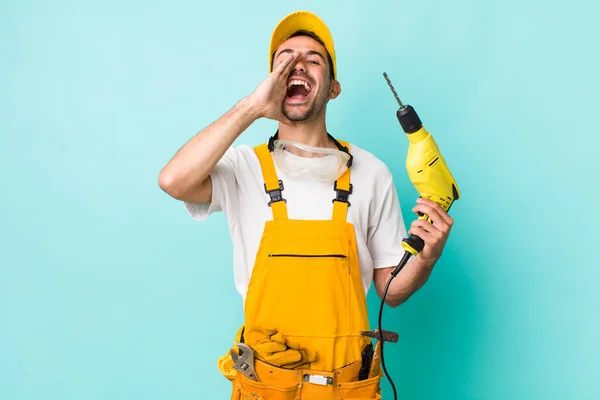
[184,142,409,303]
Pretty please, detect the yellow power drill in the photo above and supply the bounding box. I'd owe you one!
[383,71,461,271]
[376,72,461,400]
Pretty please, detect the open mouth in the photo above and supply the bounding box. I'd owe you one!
[286,79,312,102]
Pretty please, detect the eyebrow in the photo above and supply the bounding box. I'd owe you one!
[277,49,326,62]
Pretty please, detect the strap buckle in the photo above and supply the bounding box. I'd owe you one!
[303,374,333,386]
[264,180,286,206]
[333,181,353,206]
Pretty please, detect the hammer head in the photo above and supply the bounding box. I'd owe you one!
[360,328,399,343]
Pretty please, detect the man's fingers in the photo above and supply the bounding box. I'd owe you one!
[407,225,434,243]
[412,203,441,226]
[410,219,442,238]
[273,51,299,75]
[280,52,300,78]
[417,198,454,226]
[413,203,451,232]
[273,53,293,73]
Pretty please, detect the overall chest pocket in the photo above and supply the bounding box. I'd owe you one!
[268,253,348,259]
[255,249,352,335]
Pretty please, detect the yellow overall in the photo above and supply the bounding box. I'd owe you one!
[220,140,383,399]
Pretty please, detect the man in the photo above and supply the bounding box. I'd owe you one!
[159,10,453,399]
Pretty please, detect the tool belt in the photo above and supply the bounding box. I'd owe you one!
[230,355,382,400]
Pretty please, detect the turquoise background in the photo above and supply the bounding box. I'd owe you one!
[2,0,599,398]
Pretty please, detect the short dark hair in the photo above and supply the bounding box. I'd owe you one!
[271,29,335,80]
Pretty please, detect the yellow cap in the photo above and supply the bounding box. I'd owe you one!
[269,10,337,79]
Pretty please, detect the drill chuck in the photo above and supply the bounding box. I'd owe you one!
[383,72,423,134]
[396,105,423,134]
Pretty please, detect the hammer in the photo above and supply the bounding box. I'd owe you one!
[360,329,399,379]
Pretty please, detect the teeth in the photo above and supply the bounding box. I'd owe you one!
[287,79,311,91]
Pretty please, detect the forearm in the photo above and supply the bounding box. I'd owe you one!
[158,96,260,199]
[377,254,437,308]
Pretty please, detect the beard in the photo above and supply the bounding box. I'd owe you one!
[282,83,330,122]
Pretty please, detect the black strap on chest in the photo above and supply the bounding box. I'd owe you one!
[333,181,353,206]
[264,180,286,206]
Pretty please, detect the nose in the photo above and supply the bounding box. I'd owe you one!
[292,54,307,73]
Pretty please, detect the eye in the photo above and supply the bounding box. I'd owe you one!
[308,60,320,65]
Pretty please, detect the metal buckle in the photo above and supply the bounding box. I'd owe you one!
[303,374,333,386]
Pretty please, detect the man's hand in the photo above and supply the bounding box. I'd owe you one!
[372,198,454,307]
[248,51,301,125]
[409,197,455,266]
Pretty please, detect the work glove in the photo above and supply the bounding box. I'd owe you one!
[245,327,317,369]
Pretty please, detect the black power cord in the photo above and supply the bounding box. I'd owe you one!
[378,250,412,400]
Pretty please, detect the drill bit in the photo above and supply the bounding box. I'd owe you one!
[383,72,405,109]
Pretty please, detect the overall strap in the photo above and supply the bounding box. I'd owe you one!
[332,139,352,222]
[254,143,288,220]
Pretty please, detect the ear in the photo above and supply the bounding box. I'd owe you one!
[328,79,341,100]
